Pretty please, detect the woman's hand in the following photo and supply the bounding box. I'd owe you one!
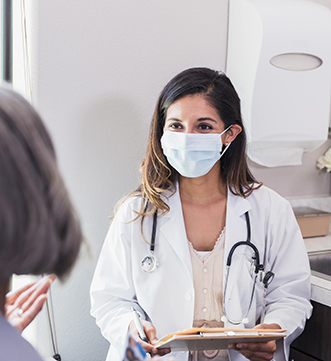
[5,275,56,332]
[228,323,281,361]
[129,319,171,357]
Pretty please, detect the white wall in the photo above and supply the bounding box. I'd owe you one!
[248,140,331,198]
[27,0,331,360]
[31,1,229,360]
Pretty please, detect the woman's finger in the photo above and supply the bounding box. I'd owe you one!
[238,350,274,361]
[15,294,48,332]
[5,275,56,331]
[129,320,170,357]
[229,340,276,361]
[142,321,170,356]
[5,282,37,306]
[6,275,55,314]
[21,276,55,312]
[235,340,276,353]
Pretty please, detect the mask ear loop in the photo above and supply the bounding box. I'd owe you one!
[220,142,231,158]
[220,124,234,158]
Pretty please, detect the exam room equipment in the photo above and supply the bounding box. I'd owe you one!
[226,0,331,167]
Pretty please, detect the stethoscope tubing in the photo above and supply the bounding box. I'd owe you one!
[151,211,157,253]
[226,212,260,275]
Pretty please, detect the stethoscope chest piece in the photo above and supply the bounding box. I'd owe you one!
[141,254,158,273]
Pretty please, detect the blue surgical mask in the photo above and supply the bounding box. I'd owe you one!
[160,126,232,178]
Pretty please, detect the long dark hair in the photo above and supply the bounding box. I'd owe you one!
[122,67,261,219]
[0,86,82,281]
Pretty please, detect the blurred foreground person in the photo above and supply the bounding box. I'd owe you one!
[0,86,83,361]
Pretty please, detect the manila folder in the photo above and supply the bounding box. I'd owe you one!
[155,328,286,352]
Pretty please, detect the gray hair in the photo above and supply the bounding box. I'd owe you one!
[0,86,82,281]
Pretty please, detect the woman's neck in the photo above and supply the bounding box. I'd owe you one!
[178,164,227,204]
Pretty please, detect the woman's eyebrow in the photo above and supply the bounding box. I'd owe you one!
[197,117,218,123]
[165,117,218,123]
[165,117,182,122]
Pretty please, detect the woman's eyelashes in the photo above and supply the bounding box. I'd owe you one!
[168,122,183,130]
[165,121,214,132]
[198,123,213,131]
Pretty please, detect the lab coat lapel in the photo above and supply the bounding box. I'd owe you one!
[224,190,252,306]
[158,189,193,282]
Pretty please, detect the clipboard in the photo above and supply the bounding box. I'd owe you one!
[155,327,287,352]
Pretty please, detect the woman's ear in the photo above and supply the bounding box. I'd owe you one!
[224,124,242,144]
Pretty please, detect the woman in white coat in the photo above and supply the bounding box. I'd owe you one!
[90,68,312,361]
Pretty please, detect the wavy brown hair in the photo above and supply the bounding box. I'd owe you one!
[122,67,261,220]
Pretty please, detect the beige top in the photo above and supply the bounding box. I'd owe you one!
[188,229,229,361]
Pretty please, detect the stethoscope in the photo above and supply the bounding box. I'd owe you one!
[141,212,159,273]
[141,210,275,325]
[221,211,274,325]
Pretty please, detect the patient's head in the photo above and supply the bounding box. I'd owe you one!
[0,86,82,281]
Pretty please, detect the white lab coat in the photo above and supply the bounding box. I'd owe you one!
[90,185,312,361]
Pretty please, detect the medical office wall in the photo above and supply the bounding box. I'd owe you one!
[19,0,330,360]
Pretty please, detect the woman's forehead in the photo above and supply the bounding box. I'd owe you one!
[166,94,221,120]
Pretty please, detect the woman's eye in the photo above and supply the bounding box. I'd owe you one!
[198,123,213,130]
[168,123,182,129]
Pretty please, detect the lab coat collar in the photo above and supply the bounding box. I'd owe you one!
[226,187,252,218]
[225,188,252,253]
